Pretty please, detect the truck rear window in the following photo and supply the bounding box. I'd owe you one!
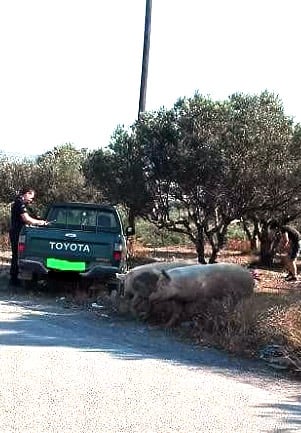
[46,208,119,231]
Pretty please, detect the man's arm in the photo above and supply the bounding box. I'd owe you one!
[21,212,47,226]
[282,232,290,250]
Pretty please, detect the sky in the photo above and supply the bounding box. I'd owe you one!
[0,0,300,156]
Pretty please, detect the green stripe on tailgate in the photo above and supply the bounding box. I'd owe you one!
[46,258,86,271]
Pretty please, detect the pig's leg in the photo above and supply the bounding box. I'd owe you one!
[164,300,183,328]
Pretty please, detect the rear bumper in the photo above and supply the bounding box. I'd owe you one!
[19,259,48,276]
[19,258,120,280]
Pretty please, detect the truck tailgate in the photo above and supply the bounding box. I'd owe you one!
[22,227,116,263]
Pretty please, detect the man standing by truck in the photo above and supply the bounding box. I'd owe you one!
[270,221,301,282]
[9,187,47,287]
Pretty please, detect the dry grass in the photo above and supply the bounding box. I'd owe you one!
[0,234,9,251]
[191,292,301,359]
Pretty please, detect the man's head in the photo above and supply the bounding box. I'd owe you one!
[19,187,35,204]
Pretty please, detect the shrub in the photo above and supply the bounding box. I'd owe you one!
[227,221,246,241]
[135,218,190,247]
[192,295,264,356]
[0,203,11,234]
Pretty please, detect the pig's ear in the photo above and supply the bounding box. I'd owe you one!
[116,273,126,281]
[161,269,171,280]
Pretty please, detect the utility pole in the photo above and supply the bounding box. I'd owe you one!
[138,0,152,119]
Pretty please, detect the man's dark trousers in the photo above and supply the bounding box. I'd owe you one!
[9,229,20,282]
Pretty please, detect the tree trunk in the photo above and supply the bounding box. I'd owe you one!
[259,223,274,267]
[128,207,136,232]
[250,237,258,251]
[195,229,207,264]
[242,219,259,252]
[206,224,228,263]
[209,248,218,264]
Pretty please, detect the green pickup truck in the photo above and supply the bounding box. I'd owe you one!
[18,202,132,290]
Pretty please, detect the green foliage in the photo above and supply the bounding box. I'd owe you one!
[85,126,153,227]
[131,91,301,263]
[135,218,245,248]
[226,222,246,241]
[0,202,11,233]
[0,153,36,203]
[135,218,190,247]
[135,95,233,262]
[33,143,99,208]
[223,92,298,218]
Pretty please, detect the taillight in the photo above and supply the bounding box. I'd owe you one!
[113,242,122,261]
[18,243,25,253]
[18,235,26,253]
[113,251,122,261]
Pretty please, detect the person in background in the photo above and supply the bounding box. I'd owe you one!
[270,221,301,282]
[9,187,47,287]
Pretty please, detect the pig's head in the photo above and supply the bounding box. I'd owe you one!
[132,269,162,298]
[149,270,175,303]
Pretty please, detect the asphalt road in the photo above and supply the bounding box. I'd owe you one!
[0,288,300,433]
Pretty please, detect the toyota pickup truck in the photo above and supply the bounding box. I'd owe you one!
[18,202,133,290]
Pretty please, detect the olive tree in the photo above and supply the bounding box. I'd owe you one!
[222,92,301,264]
[85,126,152,229]
[137,96,233,263]
[136,91,301,264]
[33,143,97,211]
[0,154,36,203]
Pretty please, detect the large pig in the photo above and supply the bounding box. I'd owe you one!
[116,261,192,314]
[149,263,255,326]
